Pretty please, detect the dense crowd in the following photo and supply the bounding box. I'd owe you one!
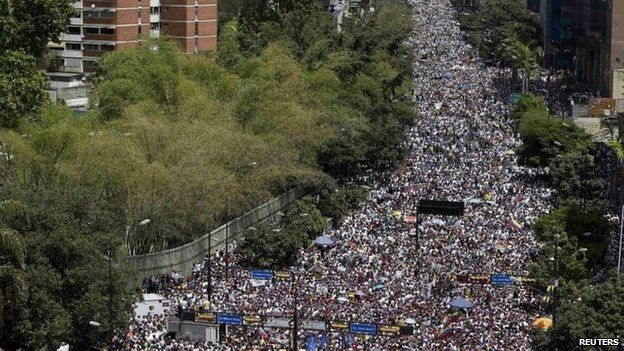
[120,0,554,349]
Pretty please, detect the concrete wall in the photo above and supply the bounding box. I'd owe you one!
[128,188,305,279]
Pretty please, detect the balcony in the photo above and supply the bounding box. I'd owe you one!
[70,16,83,25]
[60,33,83,42]
[59,50,84,59]
[83,32,115,41]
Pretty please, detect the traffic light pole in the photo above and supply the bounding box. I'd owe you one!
[292,273,299,351]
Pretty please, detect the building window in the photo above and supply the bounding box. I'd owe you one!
[138,25,142,34]
[83,43,98,51]
[84,27,99,34]
[101,44,115,51]
[150,23,159,30]
[86,10,114,19]
[150,7,159,15]
[100,27,115,35]
[65,43,81,50]
[67,26,81,35]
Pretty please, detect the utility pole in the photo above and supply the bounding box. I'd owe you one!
[108,236,114,350]
[552,233,559,330]
[618,204,623,275]
[292,273,299,351]
[225,229,229,282]
[208,232,212,302]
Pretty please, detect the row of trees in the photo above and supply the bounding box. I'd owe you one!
[0,0,416,349]
[511,94,624,350]
[451,0,541,92]
[1,1,137,350]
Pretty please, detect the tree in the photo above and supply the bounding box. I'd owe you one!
[533,276,624,351]
[217,20,243,69]
[0,50,49,128]
[4,0,75,57]
[0,0,12,48]
[454,0,539,65]
[505,39,540,93]
[517,105,593,168]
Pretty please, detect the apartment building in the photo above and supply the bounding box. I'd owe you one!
[540,0,624,100]
[49,0,217,74]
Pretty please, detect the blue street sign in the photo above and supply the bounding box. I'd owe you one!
[251,269,274,280]
[490,274,514,285]
[349,323,378,335]
[217,313,243,325]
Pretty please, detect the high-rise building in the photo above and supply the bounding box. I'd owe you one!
[49,0,217,75]
[540,0,624,99]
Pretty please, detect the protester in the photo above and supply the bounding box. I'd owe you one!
[122,0,553,349]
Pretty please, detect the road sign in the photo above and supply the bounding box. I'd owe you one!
[350,323,378,335]
[265,316,290,328]
[275,271,292,279]
[301,319,326,331]
[251,269,274,280]
[243,315,263,326]
[217,313,243,325]
[330,321,349,332]
[417,200,464,216]
[379,325,400,336]
[490,274,514,285]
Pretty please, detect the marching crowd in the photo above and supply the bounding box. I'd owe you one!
[120,0,554,349]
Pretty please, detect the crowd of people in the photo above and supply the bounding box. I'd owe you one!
[120,0,555,349]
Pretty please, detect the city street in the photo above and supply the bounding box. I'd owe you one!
[123,0,554,349]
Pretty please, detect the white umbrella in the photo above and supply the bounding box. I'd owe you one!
[405,318,416,325]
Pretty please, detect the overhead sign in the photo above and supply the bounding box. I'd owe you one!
[217,313,243,326]
[265,317,290,329]
[379,325,400,336]
[275,271,292,279]
[243,315,263,326]
[330,321,349,332]
[350,323,378,335]
[468,273,489,285]
[195,312,216,323]
[417,200,464,216]
[251,269,274,280]
[399,326,414,336]
[490,274,514,285]
[301,320,326,331]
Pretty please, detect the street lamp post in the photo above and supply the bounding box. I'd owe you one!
[108,236,114,350]
[618,204,624,275]
[552,233,559,330]
[225,229,229,282]
[207,231,212,302]
[291,272,299,351]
